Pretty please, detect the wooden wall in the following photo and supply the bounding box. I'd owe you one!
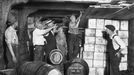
[128,19,134,73]
[0,0,28,69]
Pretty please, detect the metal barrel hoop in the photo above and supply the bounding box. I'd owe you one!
[49,49,64,64]
[66,58,89,75]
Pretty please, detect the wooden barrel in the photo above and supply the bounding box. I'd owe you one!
[18,61,62,75]
[66,58,89,75]
[37,64,61,75]
[49,49,64,64]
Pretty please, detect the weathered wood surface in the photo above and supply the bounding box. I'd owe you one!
[25,2,90,11]
[18,7,37,63]
[128,19,134,73]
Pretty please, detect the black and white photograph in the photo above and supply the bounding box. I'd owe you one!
[0,0,133,75]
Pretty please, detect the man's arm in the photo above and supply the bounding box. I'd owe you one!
[114,36,127,57]
[6,42,17,63]
[76,11,83,22]
[52,24,58,34]
[37,25,56,35]
[75,11,83,28]
[114,36,126,51]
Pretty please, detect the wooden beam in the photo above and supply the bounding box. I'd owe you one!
[111,0,121,4]
[29,0,99,3]
[105,3,134,20]
[79,7,94,28]
[24,2,90,11]
[111,6,134,19]
[18,8,30,63]
[30,14,71,17]
[122,13,134,20]
[29,10,79,17]
[30,0,114,3]
[17,7,38,63]
[85,8,120,19]
[13,0,28,4]
[128,19,134,73]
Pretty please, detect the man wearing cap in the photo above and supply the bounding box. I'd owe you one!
[104,25,126,75]
[5,21,18,68]
[43,19,57,63]
[33,18,56,61]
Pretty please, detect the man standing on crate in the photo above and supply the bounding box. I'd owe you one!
[104,25,126,75]
[67,11,82,61]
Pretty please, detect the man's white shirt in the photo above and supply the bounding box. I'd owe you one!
[33,28,47,45]
[5,26,18,44]
[110,33,126,50]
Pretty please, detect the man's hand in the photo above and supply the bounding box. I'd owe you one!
[44,52,46,55]
[12,56,17,63]
[80,11,83,14]
[115,52,120,58]
[52,24,57,29]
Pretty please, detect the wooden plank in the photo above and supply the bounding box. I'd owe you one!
[86,8,120,19]
[30,0,98,3]
[0,1,12,69]
[79,7,94,28]
[13,0,28,4]
[114,7,134,19]
[30,0,113,3]
[128,19,134,71]
[17,7,37,63]
[24,2,90,11]
[105,3,134,19]
[30,10,79,17]
[18,8,31,63]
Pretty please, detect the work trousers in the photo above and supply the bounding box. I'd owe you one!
[6,44,19,68]
[67,33,81,61]
[34,45,45,61]
[110,56,121,75]
[106,38,121,75]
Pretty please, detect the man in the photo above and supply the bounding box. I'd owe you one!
[33,18,56,61]
[104,25,126,75]
[67,11,82,61]
[5,21,18,68]
[43,19,57,63]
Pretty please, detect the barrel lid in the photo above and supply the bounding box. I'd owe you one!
[49,49,63,64]
[67,58,89,75]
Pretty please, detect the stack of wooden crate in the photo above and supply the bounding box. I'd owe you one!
[83,19,128,75]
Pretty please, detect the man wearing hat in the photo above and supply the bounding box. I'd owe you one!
[104,25,126,75]
[43,19,57,63]
[33,18,56,61]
